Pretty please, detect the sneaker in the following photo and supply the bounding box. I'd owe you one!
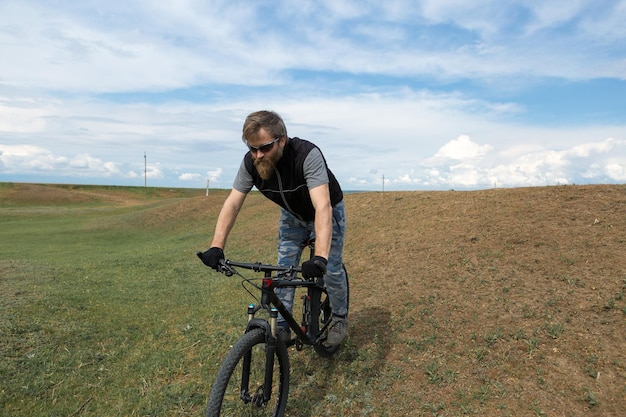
[276,324,291,344]
[325,316,348,346]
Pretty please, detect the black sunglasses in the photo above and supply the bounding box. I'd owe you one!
[247,137,281,154]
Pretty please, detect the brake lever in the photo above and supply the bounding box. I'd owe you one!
[218,260,235,276]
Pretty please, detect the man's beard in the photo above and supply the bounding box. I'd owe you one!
[253,146,282,180]
[254,158,275,180]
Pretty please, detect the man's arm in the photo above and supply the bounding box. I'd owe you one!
[210,188,247,249]
[309,183,332,260]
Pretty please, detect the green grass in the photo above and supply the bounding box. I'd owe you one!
[0,193,247,416]
[0,192,391,416]
[1,189,377,416]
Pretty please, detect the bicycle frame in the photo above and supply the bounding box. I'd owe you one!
[220,260,327,347]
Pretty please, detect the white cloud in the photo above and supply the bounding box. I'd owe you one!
[567,137,621,157]
[605,160,626,180]
[433,135,493,160]
[179,168,222,183]
[0,144,144,179]
[179,173,203,182]
[414,137,626,189]
[207,168,223,183]
[0,144,65,171]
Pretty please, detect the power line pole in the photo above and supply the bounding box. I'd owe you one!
[144,152,147,187]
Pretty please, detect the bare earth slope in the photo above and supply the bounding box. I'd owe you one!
[344,185,625,415]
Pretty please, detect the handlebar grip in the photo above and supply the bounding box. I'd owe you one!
[197,251,234,276]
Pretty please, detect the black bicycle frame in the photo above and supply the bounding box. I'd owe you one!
[258,274,323,346]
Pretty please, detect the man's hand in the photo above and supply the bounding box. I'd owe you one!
[199,247,225,270]
[301,256,327,279]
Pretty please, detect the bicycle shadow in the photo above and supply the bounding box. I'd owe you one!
[287,306,392,416]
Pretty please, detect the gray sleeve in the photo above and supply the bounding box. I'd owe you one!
[232,159,254,193]
[303,147,329,189]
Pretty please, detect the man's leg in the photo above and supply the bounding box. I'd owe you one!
[324,200,348,345]
[275,209,310,329]
[324,200,347,316]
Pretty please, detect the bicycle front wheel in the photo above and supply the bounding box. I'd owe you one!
[206,327,290,417]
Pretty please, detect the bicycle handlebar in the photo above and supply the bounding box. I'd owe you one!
[218,259,302,277]
[197,236,316,276]
[196,251,302,276]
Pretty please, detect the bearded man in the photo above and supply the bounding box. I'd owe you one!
[199,110,348,346]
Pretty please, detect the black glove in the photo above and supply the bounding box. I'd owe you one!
[301,256,327,279]
[199,247,224,270]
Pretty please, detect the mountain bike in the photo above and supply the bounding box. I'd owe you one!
[197,238,349,417]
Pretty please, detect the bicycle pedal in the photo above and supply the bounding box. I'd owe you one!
[315,335,328,345]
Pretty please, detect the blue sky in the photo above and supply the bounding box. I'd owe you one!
[1,0,625,191]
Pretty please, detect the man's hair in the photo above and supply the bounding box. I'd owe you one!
[242,110,288,143]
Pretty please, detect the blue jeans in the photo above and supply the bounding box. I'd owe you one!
[275,200,347,325]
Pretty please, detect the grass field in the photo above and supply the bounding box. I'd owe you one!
[1,182,624,416]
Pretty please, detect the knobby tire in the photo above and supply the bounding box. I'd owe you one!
[205,327,290,417]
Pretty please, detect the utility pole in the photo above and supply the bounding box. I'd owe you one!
[382,175,385,192]
[206,179,210,196]
[144,152,147,187]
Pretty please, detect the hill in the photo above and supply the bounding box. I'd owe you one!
[344,184,625,416]
[1,182,624,416]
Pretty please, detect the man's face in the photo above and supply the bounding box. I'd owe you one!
[247,128,284,180]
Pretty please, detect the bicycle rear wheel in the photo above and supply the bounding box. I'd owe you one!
[206,327,290,417]
[311,264,350,358]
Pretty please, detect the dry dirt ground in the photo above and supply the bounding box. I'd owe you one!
[342,185,625,416]
[2,183,624,415]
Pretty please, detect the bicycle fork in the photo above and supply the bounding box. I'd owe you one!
[240,306,279,406]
